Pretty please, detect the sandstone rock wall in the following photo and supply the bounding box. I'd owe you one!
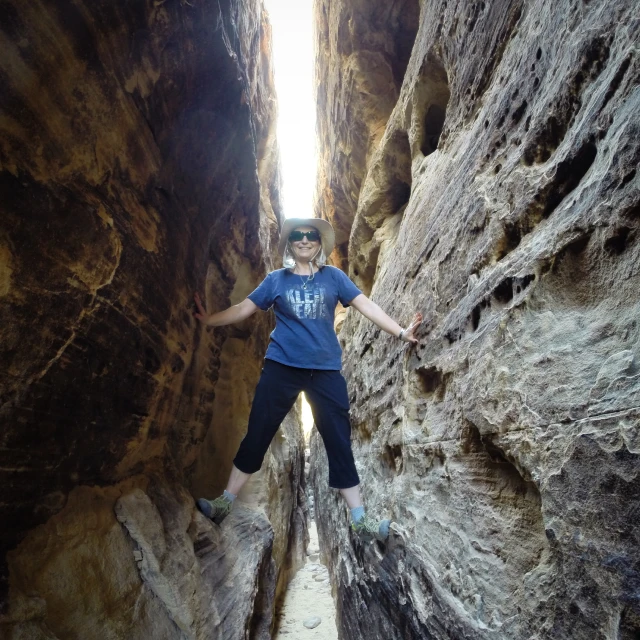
[313,0,639,638]
[315,0,421,271]
[0,0,306,637]
[5,477,285,640]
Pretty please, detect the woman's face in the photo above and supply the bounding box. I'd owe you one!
[289,225,321,261]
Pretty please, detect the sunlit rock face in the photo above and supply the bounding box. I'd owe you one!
[0,0,306,636]
[313,0,640,638]
[315,0,421,271]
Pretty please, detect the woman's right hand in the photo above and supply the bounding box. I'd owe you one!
[401,312,423,344]
[193,292,209,324]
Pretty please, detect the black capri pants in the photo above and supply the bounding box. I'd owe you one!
[234,359,360,489]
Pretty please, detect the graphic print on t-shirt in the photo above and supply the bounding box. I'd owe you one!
[285,286,330,320]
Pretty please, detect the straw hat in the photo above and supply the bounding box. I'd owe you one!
[278,218,335,255]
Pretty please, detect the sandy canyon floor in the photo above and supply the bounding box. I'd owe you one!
[274,520,339,640]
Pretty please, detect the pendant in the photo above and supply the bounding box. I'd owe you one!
[298,268,313,290]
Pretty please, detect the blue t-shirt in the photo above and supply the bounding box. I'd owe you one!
[247,265,362,370]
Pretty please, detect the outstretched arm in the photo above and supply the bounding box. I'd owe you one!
[194,292,259,327]
[349,294,422,344]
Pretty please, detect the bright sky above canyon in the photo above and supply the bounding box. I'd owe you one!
[265,0,316,221]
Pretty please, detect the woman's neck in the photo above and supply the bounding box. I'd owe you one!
[294,261,315,276]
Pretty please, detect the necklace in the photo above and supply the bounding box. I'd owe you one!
[295,265,315,289]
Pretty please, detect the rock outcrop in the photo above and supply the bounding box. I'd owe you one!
[313,0,639,638]
[0,0,307,637]
[4,477,283,640]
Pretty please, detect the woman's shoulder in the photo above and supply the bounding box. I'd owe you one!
[267,267,289,277]
[321,264,341,274]
[264,267,294,285]
[322,264,348,279]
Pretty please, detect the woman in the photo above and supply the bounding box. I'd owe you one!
[194,218,421,542]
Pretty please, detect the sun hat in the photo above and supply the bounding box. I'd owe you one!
[278,218,335,255]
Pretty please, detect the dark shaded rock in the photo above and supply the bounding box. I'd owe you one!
[0,0,306,635]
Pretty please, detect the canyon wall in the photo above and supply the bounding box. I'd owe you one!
[0,1,307,638]
[313,0,639,638]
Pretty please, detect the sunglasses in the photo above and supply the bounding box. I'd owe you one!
[289,230,321,242]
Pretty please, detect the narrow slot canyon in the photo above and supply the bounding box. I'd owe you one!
[1,1,639,640]
[273,419,339,639]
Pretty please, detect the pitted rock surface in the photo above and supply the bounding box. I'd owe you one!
[312,0,640,638]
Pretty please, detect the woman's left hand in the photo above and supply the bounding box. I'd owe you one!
[401,312,423,344]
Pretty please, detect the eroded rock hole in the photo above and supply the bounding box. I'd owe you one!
[388,177,412,214]
[495,220,526,260]
[565,233,592,256]
[495,279,514,304]
[421,104,447,155]
[618,169,635,189]
[522,138,597,230]
[601,55,632,112]
[515,274,534,293]
[415,366,449,401]
[444,329,462,345]
[483,440,531,495]
[604,226,633,255]
[523,38,609,166]
[471,304,481,331]
[493,274,534,304]
[377,128,413,219]
[511,100,528,125]
[541,139,597,218]
[462,422,537,496]
[416,366,441,393]
[416,56,450,157]
[523,115,566,165]
[550,233,593,276]
[470,298,493,332]
[354,129,413,297]
[383,444,403,473]
[622,202,640,220]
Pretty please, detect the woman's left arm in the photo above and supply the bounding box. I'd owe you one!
[349,294,422,344]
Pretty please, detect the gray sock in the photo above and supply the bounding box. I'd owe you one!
[350,506,365,523]
[223,490,237,503]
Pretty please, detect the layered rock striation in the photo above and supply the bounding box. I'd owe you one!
[313,0,639,638]
[0,0,306,637]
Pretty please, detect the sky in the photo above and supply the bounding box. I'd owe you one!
[265,0,317,433]
[264,0,316,220]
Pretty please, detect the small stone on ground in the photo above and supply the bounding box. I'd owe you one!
[304,616,322,629]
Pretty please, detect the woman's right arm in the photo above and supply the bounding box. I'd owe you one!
[194,292,259,327]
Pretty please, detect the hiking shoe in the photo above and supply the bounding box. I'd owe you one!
[351,514,391,542]
[196,496,232,524]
